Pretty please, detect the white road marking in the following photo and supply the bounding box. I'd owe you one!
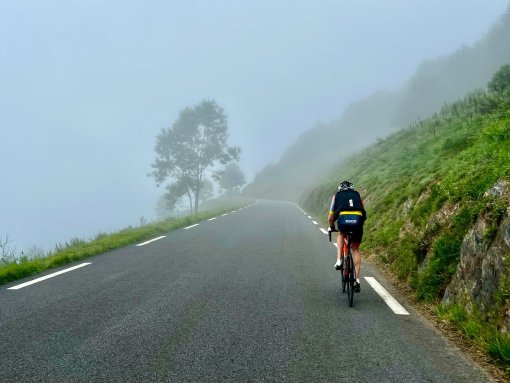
[320,228,328,234]
[222,213,228,216]
[364,277,410,315]
[307,215,312,219]
[333,243,338,248]
[8,263,92,290]
[208,217,217,221]
[136,236,166,246]
[184,224,199,230]
[312,221,318,225]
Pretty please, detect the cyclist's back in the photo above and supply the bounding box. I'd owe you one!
[330,187,365,231]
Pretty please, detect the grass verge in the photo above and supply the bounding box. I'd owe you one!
[0,203,252,286]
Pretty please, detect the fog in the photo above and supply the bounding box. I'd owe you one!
[1,0,507,252]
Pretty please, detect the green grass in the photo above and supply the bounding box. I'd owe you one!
[438,303,510,367]
[0,203,252,286]
[302,88,510,295]
[300,79,510,369]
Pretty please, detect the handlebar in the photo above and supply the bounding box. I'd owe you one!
[328,227,338,242]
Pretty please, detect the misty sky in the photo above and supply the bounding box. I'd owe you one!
[1,0,508,252]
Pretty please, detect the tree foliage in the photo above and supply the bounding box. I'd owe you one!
[488,64,510,93]
[151,100,240,213]
[215,163,246,195]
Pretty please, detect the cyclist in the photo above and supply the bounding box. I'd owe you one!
[328,180,367,292]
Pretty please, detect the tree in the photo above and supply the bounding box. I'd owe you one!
[151,100,240,213]
[488,64,510,93]
[0,235,17,264]
[199,179,215,202]
[215,163,246,195]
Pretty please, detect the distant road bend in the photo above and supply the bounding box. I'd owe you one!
[0,201,493,382]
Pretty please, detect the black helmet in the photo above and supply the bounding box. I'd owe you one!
[338,180,354,191]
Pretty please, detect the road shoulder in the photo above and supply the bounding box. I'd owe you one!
[364,254,507,383]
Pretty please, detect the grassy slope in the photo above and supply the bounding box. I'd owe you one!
[301,87,510,367]
[0,202,252,286]
[244,9,510,202]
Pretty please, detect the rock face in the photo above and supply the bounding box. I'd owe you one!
[443,180,510,320]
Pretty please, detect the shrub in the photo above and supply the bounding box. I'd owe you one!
[488,64,510,94]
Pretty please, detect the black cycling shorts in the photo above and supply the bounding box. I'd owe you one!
[337,214,364,244]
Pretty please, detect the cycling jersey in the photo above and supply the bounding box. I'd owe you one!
[329,190,367,221]
[329,189,367,244]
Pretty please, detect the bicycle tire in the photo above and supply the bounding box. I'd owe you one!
[347,254,354,307]
[341,241,347,293]
[346,272,351,303]
[341,260,347,293]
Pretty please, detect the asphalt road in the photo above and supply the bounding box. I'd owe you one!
[0,201,494,382]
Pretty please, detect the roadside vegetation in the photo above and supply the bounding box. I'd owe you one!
[301,65,510,369]
[0,201,252,286]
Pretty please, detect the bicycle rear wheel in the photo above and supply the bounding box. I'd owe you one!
[347,254,354,307]
[341,265,347,293]
[342,241,348,293]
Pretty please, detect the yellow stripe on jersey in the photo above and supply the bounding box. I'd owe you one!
[339,211,363,216]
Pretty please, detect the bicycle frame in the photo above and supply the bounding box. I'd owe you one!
[329,228,356,307]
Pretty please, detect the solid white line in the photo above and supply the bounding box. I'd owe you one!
[320,228,328,234]
[8,263,92,290]
[208,217,217,221]
[364,277,410,315]
[312,221,318,225]
[184,224,199,230]
[136,236,166,246]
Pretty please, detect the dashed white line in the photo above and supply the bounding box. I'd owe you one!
[333,243,338,248]
[184,224,199,230]
[136,236,166,246]
[320,228,328,234]
[222,213,228,216]
[307,216,312,219]
[364,277,410,315]
[7,263,92,290]
[312,221,318,225]
[208,217,217,221]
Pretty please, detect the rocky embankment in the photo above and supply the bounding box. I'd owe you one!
[444,180,510,327]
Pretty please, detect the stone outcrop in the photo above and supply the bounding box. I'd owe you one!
[443,180,510,321]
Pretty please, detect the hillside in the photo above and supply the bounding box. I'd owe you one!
[244,4,510,201]
[302,68,510,369]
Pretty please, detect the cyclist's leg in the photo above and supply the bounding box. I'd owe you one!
[336,232,345,262]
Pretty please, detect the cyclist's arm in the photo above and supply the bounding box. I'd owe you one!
[328,214,335,227]
[328,194,336,227]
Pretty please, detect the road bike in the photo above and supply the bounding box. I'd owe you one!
[329,227,356,307]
